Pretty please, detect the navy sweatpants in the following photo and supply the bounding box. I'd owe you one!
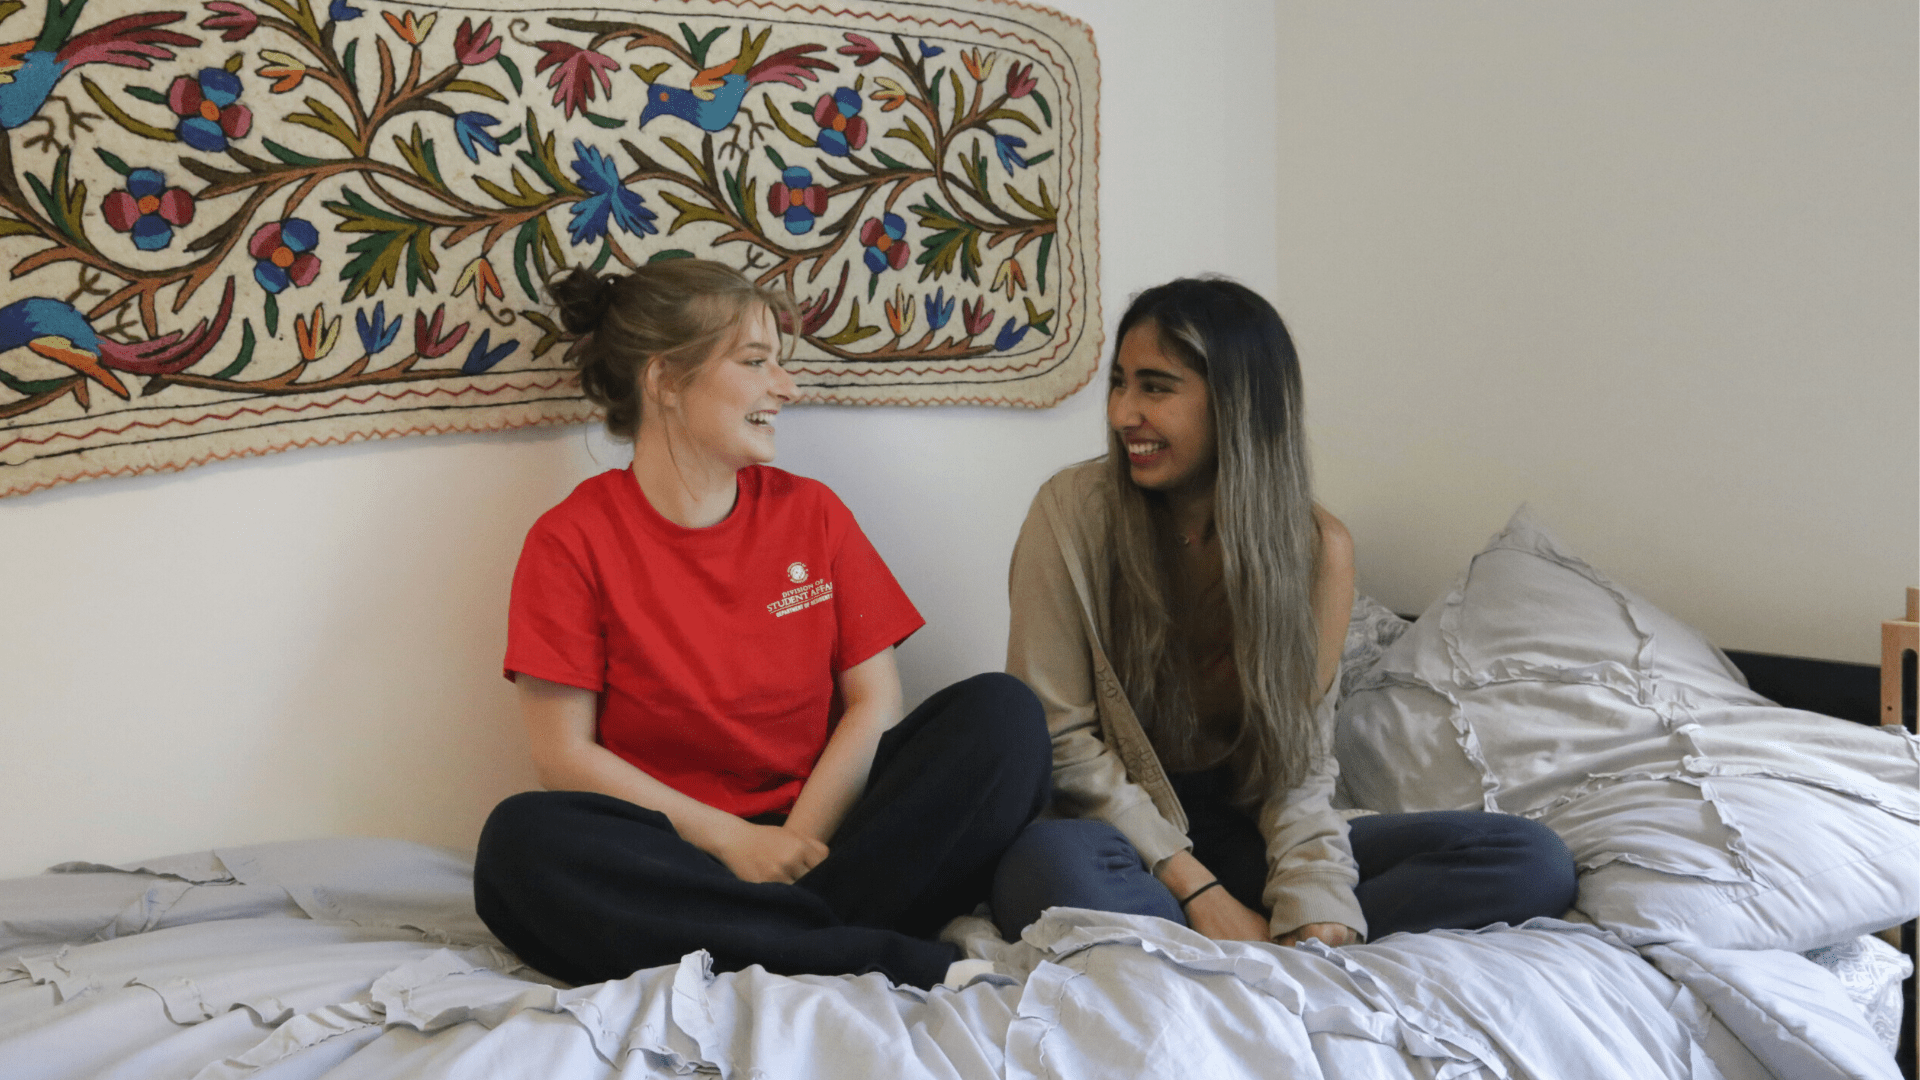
[992,764,1577,940]
[474,672,1051,989]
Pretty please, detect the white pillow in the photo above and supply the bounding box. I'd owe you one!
[1336,592,1412,701]
[1335,507,1920,951]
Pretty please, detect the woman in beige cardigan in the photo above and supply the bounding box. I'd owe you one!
[995,278,1575,947]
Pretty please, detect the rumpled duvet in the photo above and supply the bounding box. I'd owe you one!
[0,838,1899,1080]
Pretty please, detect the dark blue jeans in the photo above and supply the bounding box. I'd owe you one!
[992,765,1576,941]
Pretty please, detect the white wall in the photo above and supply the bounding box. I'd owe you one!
[3,1,1912,880]
[1274,1,1918,661]
[0,0,1280,878]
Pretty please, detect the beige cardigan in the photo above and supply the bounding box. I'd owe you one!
[1005,461,1366,938]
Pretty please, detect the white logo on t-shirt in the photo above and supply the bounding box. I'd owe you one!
[786,562,808,583]
[767,575,833,617]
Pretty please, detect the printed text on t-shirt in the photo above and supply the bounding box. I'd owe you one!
[767,579,834,617]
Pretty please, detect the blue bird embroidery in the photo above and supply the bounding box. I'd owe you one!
[0,279,234,400]
[0,0,194,130]
[638,27,834,133]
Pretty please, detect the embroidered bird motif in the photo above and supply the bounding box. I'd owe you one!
[0,0,194,130]
[0,279,235,400]
[638,27,833,132]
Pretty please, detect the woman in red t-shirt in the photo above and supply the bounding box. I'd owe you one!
[474,259,1049,990]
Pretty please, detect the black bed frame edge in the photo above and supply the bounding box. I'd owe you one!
[1722,650,1883,726]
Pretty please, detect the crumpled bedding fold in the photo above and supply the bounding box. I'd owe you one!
[0,839,1899,1080]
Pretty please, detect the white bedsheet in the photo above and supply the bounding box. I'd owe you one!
[0,839,1899,1080]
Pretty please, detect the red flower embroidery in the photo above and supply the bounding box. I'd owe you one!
[455,18,501,65]
[413,304,469,358]
[532,41,618,119]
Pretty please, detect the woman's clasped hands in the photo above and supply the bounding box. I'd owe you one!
[1190,889,1357,947]
[715,819,830,885]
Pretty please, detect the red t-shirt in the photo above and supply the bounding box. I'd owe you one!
[505,466,924,817]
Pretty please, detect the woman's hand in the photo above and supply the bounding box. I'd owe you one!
[1277,922,1358,948]
[1157,851,1267,942]
[1183,886,1274,942]
[713,821,829,885]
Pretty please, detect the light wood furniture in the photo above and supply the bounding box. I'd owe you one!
[1879,587,1918,1080]
[1884,586,1918,731]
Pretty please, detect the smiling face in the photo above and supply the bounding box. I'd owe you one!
[1108,321,1216,494]
[666,304,796,472]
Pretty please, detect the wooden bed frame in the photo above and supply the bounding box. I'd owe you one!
[1881,587,1920,1080]
[1721,586,1919,1080]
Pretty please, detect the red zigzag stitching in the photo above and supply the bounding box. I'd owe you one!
[0,376,579,452]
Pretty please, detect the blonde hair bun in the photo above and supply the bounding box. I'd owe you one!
[549,259,799,441]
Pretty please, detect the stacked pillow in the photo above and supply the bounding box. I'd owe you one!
[1335,508,1920,951]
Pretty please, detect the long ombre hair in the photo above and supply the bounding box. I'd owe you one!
[1105,278,1321,803]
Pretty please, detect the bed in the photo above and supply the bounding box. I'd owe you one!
[3,508,1914,1080]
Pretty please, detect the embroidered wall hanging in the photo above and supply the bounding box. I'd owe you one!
[0,0,1099,497]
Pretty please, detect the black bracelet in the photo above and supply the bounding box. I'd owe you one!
[1177,880,1223,908]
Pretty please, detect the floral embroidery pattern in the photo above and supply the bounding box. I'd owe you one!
[166,67,251,151]
[811,86,866,156]
[248,218,321,294]
[0,0,1097,497]
[860,212,909,276]
[766,165,827,235]
[101,168,194,249]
